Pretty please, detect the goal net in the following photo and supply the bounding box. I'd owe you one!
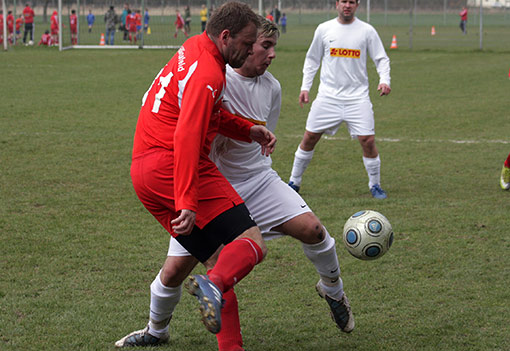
[55,0,268,50]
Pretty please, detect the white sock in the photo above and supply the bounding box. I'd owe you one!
[148,271,182,337]
[363,155,381,189]
[289,147,315,186]
[301,227,344,300]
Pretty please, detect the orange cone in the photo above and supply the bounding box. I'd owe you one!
[390,35,398,49]
[431,26,436,36]
[100,33,105,46]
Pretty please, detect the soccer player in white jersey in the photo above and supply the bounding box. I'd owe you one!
[115,17,354,350]
[288,0,391,199]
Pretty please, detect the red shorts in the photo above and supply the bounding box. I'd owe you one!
[70,27,77,34]
[51,27,58,35]
[131,149,244,237]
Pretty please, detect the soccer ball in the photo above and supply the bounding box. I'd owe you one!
[342,210,394,260]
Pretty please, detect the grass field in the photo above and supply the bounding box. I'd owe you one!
[1,15,510,351]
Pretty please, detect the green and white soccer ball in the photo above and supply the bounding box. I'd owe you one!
[343,210,394,260]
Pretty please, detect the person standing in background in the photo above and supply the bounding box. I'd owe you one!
[459,6,468,35]
[104,5,118,45]
[200,4,207,32]
[184,5,191,34]
[288,0,391,199]
[22,3,35,45]
[87,10,95,33]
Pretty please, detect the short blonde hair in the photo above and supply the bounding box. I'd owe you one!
[257,15,280,39]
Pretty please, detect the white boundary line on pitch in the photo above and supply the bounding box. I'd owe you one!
[269,134,510,145]
[317,135,510,145]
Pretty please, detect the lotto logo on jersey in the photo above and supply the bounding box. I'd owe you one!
[330,48,361,58]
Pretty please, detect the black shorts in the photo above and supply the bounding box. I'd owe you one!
[175,203,257,263]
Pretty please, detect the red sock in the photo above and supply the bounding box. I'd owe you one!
[215,287,243,351]
[209,238,263,293]
[505,153,510,168]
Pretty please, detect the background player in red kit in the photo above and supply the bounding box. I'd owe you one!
[16,14,24,43]
[22,3,35,45]
[126,9,137,44]
[38,30,53,46]
[6,11,14,44]
[69,10,78,44]
[50,10,58,45]
[116,2,275,346]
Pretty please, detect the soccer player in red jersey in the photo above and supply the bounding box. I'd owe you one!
[115,2,274,347]
[173,9,187,38]
[6,11,14,44]
[50,10,58,45]
[38,30,53,46]
[126,10,137,44]
[134,9,142,41]
[22,3,35,45]
[69,10,78,44]
[15,14,23,43]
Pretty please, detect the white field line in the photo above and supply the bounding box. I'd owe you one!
[283,135,510,145]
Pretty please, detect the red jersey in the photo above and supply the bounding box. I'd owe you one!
[132,32,254,227]
[38,33,53,46]
[7,14,14,33]
[50,12,58,30]
[174,13,184,28]
[135,12,142,27]
[69,14,77,31]
[459,9,468,21]
[16,17,23,31]
[127,13,137,32]
[23,6,35,24]
[0,14,3,34]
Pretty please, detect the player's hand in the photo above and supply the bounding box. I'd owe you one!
[377,84,391,96]
[299,90,310,108]
[171,209,196,236]
[249,125,277,156]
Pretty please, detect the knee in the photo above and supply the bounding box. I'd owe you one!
[300,218,325,245]
[160,259,190,287]
[301,132,321,151]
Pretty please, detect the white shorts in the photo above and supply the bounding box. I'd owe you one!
[168,168,312,256]
[306,97,374,137]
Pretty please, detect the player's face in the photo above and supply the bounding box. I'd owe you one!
[240,33,277,77]
[336,0,358,23]
[224,22,258,69]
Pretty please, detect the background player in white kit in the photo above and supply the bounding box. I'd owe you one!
[115,17,354,350]
[288,0,391,199]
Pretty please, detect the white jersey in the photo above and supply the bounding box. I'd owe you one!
[301,17,390,101]
[211,65,282,182]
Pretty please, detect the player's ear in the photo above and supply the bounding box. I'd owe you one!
[219,29,231,44]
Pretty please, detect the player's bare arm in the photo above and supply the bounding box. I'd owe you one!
[377,83,391,96]
[171,209,196,235]
[249,125,277,156]
[299,90,310,108]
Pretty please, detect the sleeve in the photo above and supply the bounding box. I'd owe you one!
[266,80,281,133]
[301,25,324,92]
[217,107,254,142]
[367,27,391,87]
[173,61,219,213]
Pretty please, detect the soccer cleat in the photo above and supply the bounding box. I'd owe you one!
[370,184,387,199]
[288,181,300,193]
[500,166,510,190]
[185,274,223,334]
[316,281,355,333]
[114,325,169,348]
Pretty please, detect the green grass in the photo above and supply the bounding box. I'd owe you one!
[2,17,510,351]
